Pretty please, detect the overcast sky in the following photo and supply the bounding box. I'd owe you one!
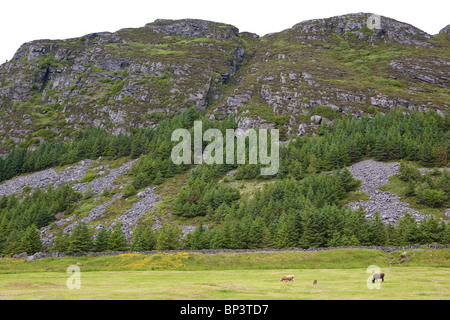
[0,0,448,63]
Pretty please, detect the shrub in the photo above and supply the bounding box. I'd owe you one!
[122,183,137,198]
[80,173,97,183]
[399,161,421,182]
[35,129,57,140]
[422,189,443,207]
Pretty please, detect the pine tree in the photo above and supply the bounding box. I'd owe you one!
[404,181,416,197]
[347,235,360,246]
[130,225,152,251]
[35,208,53,229]
[153,170,164,185]
[94,226,110,252]
[374,135,389,161]
[442,223,450,245]
[347,140,361,162]
[229,220,246,249]
[275,213,293,249]
[420,142,437,167]
[209,228,226,249]
[4,229,24,255]
[101,187,110,197]
[370,212,387,246]
[422,189,443,208]
[189,225,209,250]
[339,167,360,192]
[435,146,448,166]
[387,131,403,160]
[20,225,42,255]
[108,224,128,251]
[52,229,70,253]
[327,232,347,247]
[260,224,274,248]
[397,211,420,245]
[386,223,400,246]
[67,222,93,254]
[298,210,321,249]
[247,218,264,249]
[156,224,181,250]
[419,217,443,244]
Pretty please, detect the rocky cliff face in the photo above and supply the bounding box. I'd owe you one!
[0,13,448,150]
[0,19,247,150]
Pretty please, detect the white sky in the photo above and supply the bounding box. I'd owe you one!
[0,0,449,63]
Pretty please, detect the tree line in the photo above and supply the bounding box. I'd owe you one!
[0,108,448,256]
[36,167,450,255]
[0,184,82,256]
[235,109,449,180]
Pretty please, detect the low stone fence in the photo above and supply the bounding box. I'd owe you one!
[11,244,450,261]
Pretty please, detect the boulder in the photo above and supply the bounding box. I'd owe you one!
[13,252,27,259]
[310,115,322,124]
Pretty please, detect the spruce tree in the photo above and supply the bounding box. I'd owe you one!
[275,213,293,249]
[94,226,110,252]
[153,171,164,185]
[442,223,450,245]
[404,181,416,197]
[386,223,400,246]
[52,229,70,253]
[327,232,345,247]
[247,218,264,249]
[374,135,389,161]
[420,142,437,167]
[209,228,226,249]
[67,222,93,254]
[130,225,152,251]
[108,224,128,251]
[156,224,181,250]
[229,220,246,249]
[189,225,209,250]
[20,225,42,255]
[339,167,360,192]
[419,217,443,244]
[370,212,387,246]
[298,210,321,249]
[397,211,420,245]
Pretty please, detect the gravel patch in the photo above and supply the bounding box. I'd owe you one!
[115,186,160,239]
[347,160,430,224]
[0,160,94,197]
[72,159,137,194]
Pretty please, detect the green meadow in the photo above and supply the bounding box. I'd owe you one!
[0,248,449,300]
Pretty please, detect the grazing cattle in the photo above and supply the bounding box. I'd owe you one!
[313,279,317,285]
[280,275,295,282]
[372,273,385,283]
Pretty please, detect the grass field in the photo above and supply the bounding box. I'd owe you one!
[0,248,449,300]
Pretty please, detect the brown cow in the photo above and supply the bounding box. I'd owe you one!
[280,275,295,282]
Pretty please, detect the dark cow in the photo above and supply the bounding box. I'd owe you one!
[372,273,385,283]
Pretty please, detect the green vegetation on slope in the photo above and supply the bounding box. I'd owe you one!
[0,108,449,256]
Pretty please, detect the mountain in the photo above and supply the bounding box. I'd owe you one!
[0,12,448,152]
[0,13,449,256]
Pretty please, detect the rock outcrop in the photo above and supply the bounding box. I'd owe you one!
[0,13,448,150]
